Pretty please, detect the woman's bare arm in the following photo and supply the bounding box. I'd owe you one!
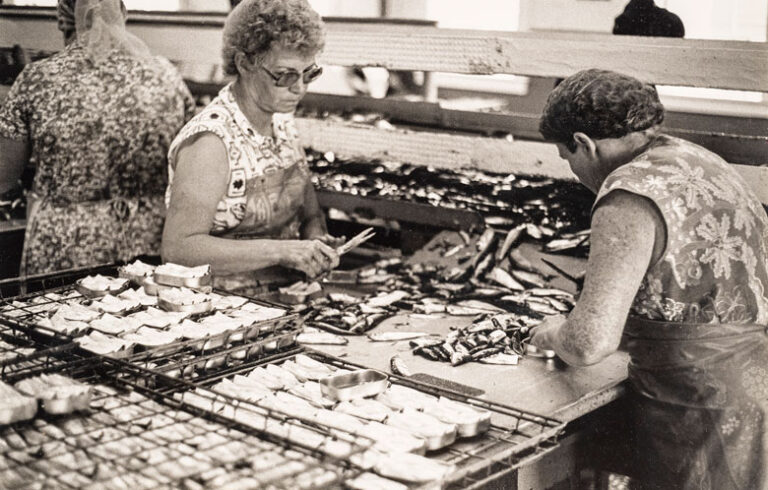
[161,133,337,277]
[530,190,661,365]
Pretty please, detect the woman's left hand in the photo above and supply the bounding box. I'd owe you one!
[529,314,567,352]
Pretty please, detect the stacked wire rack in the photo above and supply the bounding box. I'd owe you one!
[0,266,566,489]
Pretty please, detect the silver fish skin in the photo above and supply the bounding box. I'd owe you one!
[524,301,559,315]
[527,288,574,298]
[496,225,525,261]
[390,355,411,376]
[510,269,546,288]
[479,353,520,365]
[487,267,525,291]
[475,228,497,252]
[368,332,432,342]
[297,332,349,345]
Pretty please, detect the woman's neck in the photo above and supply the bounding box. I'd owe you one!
[232,79,274,136]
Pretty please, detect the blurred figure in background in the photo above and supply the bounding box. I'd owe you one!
[613,0,685,38]
[0,0,194,275]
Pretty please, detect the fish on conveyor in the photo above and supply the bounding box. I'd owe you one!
[367,331,432,342]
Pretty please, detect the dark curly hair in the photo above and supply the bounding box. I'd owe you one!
[222,0,325,76]
[539,69,665,152]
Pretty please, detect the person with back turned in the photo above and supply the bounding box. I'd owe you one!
[530,69,768,489]
[0,0,194,275]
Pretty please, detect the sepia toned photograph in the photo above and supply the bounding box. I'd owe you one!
[0,1,766,488]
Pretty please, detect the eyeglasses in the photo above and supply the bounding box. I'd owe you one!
[260,64,323,87]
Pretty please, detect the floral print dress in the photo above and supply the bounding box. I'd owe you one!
[594,135,768,489]
[0,42,194,276]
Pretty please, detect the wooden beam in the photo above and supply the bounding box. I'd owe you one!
[2,8,766,92]
[320,25,768,92]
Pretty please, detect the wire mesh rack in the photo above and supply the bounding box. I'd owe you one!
[0,347,361,489]
[0,264,303,369]
[152,347,566,489]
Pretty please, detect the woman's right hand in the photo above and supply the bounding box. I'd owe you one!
[281,239,340,278]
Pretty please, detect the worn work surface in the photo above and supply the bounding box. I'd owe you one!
[313,240,629,422]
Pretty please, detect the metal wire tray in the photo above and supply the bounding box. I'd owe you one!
[158,347,566,489]
[0,345,359,489]
[0,264,301,366]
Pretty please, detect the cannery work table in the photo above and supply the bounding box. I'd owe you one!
[309,240,631,489]
[312,318,628,422]
[312,316,629,489]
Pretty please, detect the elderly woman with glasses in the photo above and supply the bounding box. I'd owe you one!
[162,0,339,295]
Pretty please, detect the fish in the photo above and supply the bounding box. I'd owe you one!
[496,224,526,261]
[479,353,520,365]
[389,355,411,376]
[475,228,497,252]
[410,337,444,348]
[509,249,551,277]
[472,252,495,279]
[471,346,503,360]
[484,216,517,227]
[524,301,559,315]
[510,269,547,288]
[487,267,525,291]
[443,244,464,258]
[414,346,441,361]
[367,290,409,307]
[527,287,574,298]
[368,331,432,342]
[544,235,589,252]
[524,223,542,240]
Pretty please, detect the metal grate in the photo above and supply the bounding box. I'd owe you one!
[155,348,566,489]
[0,265,301,367]
[0,352,357,489]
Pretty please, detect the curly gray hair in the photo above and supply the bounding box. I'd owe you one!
[222,0,325,76]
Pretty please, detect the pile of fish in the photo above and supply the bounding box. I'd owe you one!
[0,383,341,489]
[307,149,593,256]
[299,224,577,366]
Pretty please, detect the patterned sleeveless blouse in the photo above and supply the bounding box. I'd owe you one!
[595,135,768,325]
[166,83,309,239]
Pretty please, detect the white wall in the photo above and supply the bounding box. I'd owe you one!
[519,0,627,33]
